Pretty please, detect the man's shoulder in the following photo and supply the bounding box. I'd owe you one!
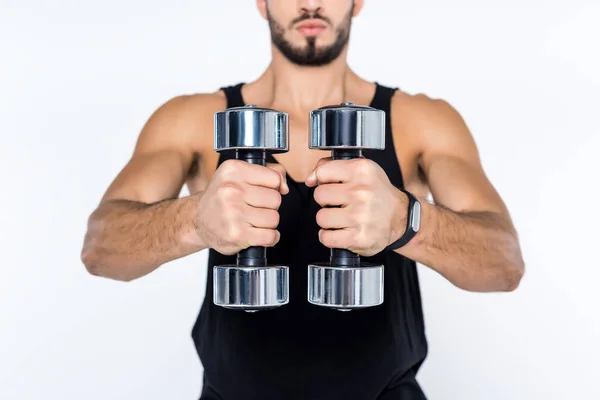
[156,90,228,120]
[143,90,228,138]
[389,89,469,143]
[390,90,460,126]
[135,90,229,154]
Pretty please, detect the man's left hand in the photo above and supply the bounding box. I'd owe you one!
[305,157,407,257]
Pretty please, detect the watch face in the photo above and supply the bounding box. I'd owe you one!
[410,201,421,232]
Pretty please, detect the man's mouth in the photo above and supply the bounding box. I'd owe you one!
[296,20,327,36]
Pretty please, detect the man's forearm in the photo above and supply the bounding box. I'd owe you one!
[397,200,525,292]
[81,194,207,282]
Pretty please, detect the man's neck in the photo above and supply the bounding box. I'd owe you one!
[261,46,357,114]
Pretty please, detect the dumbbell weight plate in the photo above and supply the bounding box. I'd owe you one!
[309,102,385,150]
[214,265,289,311]
[307,263,383,310]
[214,104,288,153]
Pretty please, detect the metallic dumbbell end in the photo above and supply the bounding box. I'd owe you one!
[214,105,289,153]
[213,265,289,311]
[309,103,385,150]
[307,263,384,310]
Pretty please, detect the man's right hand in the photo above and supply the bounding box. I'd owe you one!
[193,159,289,255]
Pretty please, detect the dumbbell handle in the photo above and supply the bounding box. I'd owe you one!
[236,149,268,267]
[330,149,362,268]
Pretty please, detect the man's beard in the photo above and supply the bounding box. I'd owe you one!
[267,6,353,67]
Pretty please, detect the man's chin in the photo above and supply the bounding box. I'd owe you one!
[272,32,348,66]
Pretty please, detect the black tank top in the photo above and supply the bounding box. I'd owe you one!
[193,82,428,400]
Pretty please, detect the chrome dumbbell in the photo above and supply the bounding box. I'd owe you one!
[307,102,386,311]
[213,104,290,312]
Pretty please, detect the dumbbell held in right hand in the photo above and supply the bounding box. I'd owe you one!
[211,105,290,312]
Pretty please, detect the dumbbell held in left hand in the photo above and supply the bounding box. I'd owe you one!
[307,101,386,311]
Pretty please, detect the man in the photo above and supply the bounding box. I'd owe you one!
[81,1,525,399]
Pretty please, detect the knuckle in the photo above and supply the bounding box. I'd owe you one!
[227,223,244,243]
[355,231,365,248]
[353,186,372,204]
[220,159,241,177]
[217,183,242,203]
[354,158,373,178]
[355,229,371,249]
[273,164,285,176]
[359,157,374,168]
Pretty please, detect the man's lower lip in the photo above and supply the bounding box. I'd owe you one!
[298,26,325,36]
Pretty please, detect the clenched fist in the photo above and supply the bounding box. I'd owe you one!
[305,157,407,257]
[195,159,288,255]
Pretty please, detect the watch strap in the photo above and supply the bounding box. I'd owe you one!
[385,188,420,251]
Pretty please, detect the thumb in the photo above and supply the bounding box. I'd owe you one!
[266,162,289,194]
[305,157,332,187]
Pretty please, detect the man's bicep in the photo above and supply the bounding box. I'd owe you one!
[99,96,203,205]
[424,154,508,215]
[418,98,509,216]
[100,150,191,204]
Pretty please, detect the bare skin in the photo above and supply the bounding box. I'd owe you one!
[81,0,524,291]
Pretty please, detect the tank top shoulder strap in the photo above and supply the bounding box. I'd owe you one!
[370,82,397,112]
[366,82,406,190]
[220,82,246,108]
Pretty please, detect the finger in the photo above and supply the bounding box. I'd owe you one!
[247,227,280,248]
[238,162,284,191]
[306,159,353,187]
[315,208,352,230]
[305,157,333,187]
[242,184,282,210]
[313,183,351,207]
[315,156,333,168]
[244,206,280,229]
[266,162,289,194]
[318,228,355,250]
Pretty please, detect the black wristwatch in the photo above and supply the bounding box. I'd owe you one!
[385,188,421,251]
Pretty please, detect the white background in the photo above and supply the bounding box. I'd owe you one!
[1,1,599,399]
